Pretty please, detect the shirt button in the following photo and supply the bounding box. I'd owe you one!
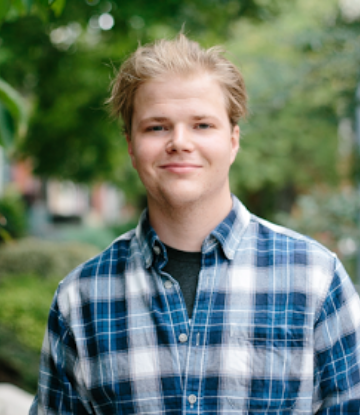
[188,394,197,405]
[179,333,188,343]
[153,245,161,255]
[164,280,173,289]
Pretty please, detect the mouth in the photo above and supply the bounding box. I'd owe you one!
[159,163,202,174]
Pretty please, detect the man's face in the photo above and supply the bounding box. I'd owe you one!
[128,73,239,210]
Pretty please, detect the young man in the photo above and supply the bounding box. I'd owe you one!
[31,35,360,414]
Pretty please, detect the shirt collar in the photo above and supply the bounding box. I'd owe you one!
[135,209,161,269]
[207,195,251,260]
[135,195,251,267]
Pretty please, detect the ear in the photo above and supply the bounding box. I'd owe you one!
[126,134,137,169]
[230,125,240,164]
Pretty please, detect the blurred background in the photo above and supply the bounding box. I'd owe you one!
[0,0,360,397]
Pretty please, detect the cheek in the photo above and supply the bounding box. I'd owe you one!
[132,145,156,173]
[209,144,234,165]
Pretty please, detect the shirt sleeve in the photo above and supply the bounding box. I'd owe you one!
[313,257,360,414]
[29,289,93,414]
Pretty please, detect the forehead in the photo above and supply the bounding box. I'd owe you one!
[132,73,229,119]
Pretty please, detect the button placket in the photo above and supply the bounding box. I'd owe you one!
[183,253,219,415]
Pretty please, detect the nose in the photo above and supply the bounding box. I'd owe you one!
[166,125,194,153]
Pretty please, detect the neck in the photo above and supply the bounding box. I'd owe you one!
[148,191,233,252]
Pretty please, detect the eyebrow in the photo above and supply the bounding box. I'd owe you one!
[191,115,223,124]
[137,114,221,127]
[139,117,169,124]
[192,115,213,120]
[142,115,217,121]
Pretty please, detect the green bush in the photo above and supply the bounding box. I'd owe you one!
[0,323,41,393]
[0,274,59,393]
[0,238,100,278]
[0,238,100,392]
[0,275,58,352]
[0,191,27,241]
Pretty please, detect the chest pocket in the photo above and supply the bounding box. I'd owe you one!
[225,325,313,412]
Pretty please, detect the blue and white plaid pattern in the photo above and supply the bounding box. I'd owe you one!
[31,196,360,414]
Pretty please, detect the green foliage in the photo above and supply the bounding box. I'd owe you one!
[226,0,359,218]
[0,0,67,150]
[55,225,119,250]
[0,274,58,352]
[0,0,11,27]
[0,323,40,393]
[0,237,99,278]
[277,189,360,247]
[0,72,28,151]
[1,0,359,219]
[0,78,28,148]
[0,0,67,24]
[108,219,139,239]
[50,0,67,17]
[0,191,27,240]
[0,0,285,186]
[58,0,281,39]
[45,219,139,251]
[275,188,360,278]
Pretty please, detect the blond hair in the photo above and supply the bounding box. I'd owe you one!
[108,34,247,135]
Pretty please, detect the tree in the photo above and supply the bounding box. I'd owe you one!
[0,0,284,205]
[5,0,357,218]
[0,0,67,152]
[226,0,360,218]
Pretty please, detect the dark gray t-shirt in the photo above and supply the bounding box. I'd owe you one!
[163,245,201,319]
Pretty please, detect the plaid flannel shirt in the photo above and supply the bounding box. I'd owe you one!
[31,196,360,414]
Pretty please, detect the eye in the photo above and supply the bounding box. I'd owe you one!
[153,125,165,131]
[146,125,168,133]
[144,125,164,133]
[147,125,165,132]
[196,123,212,130]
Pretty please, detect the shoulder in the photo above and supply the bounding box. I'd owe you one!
[248,213,336,261]
[242,214,342,309]
[229,196,336,269]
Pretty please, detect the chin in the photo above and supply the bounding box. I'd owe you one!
[163,190,209,209]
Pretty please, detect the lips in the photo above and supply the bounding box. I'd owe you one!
[159,162,201,174]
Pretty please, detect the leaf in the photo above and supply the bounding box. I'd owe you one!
[0,0,10,23]
[50,0,66,17]
[0,78,28,147]
[0,102,14,150]
[33,0,50,7]
[21,0,33,13]
[10,0,26,15]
